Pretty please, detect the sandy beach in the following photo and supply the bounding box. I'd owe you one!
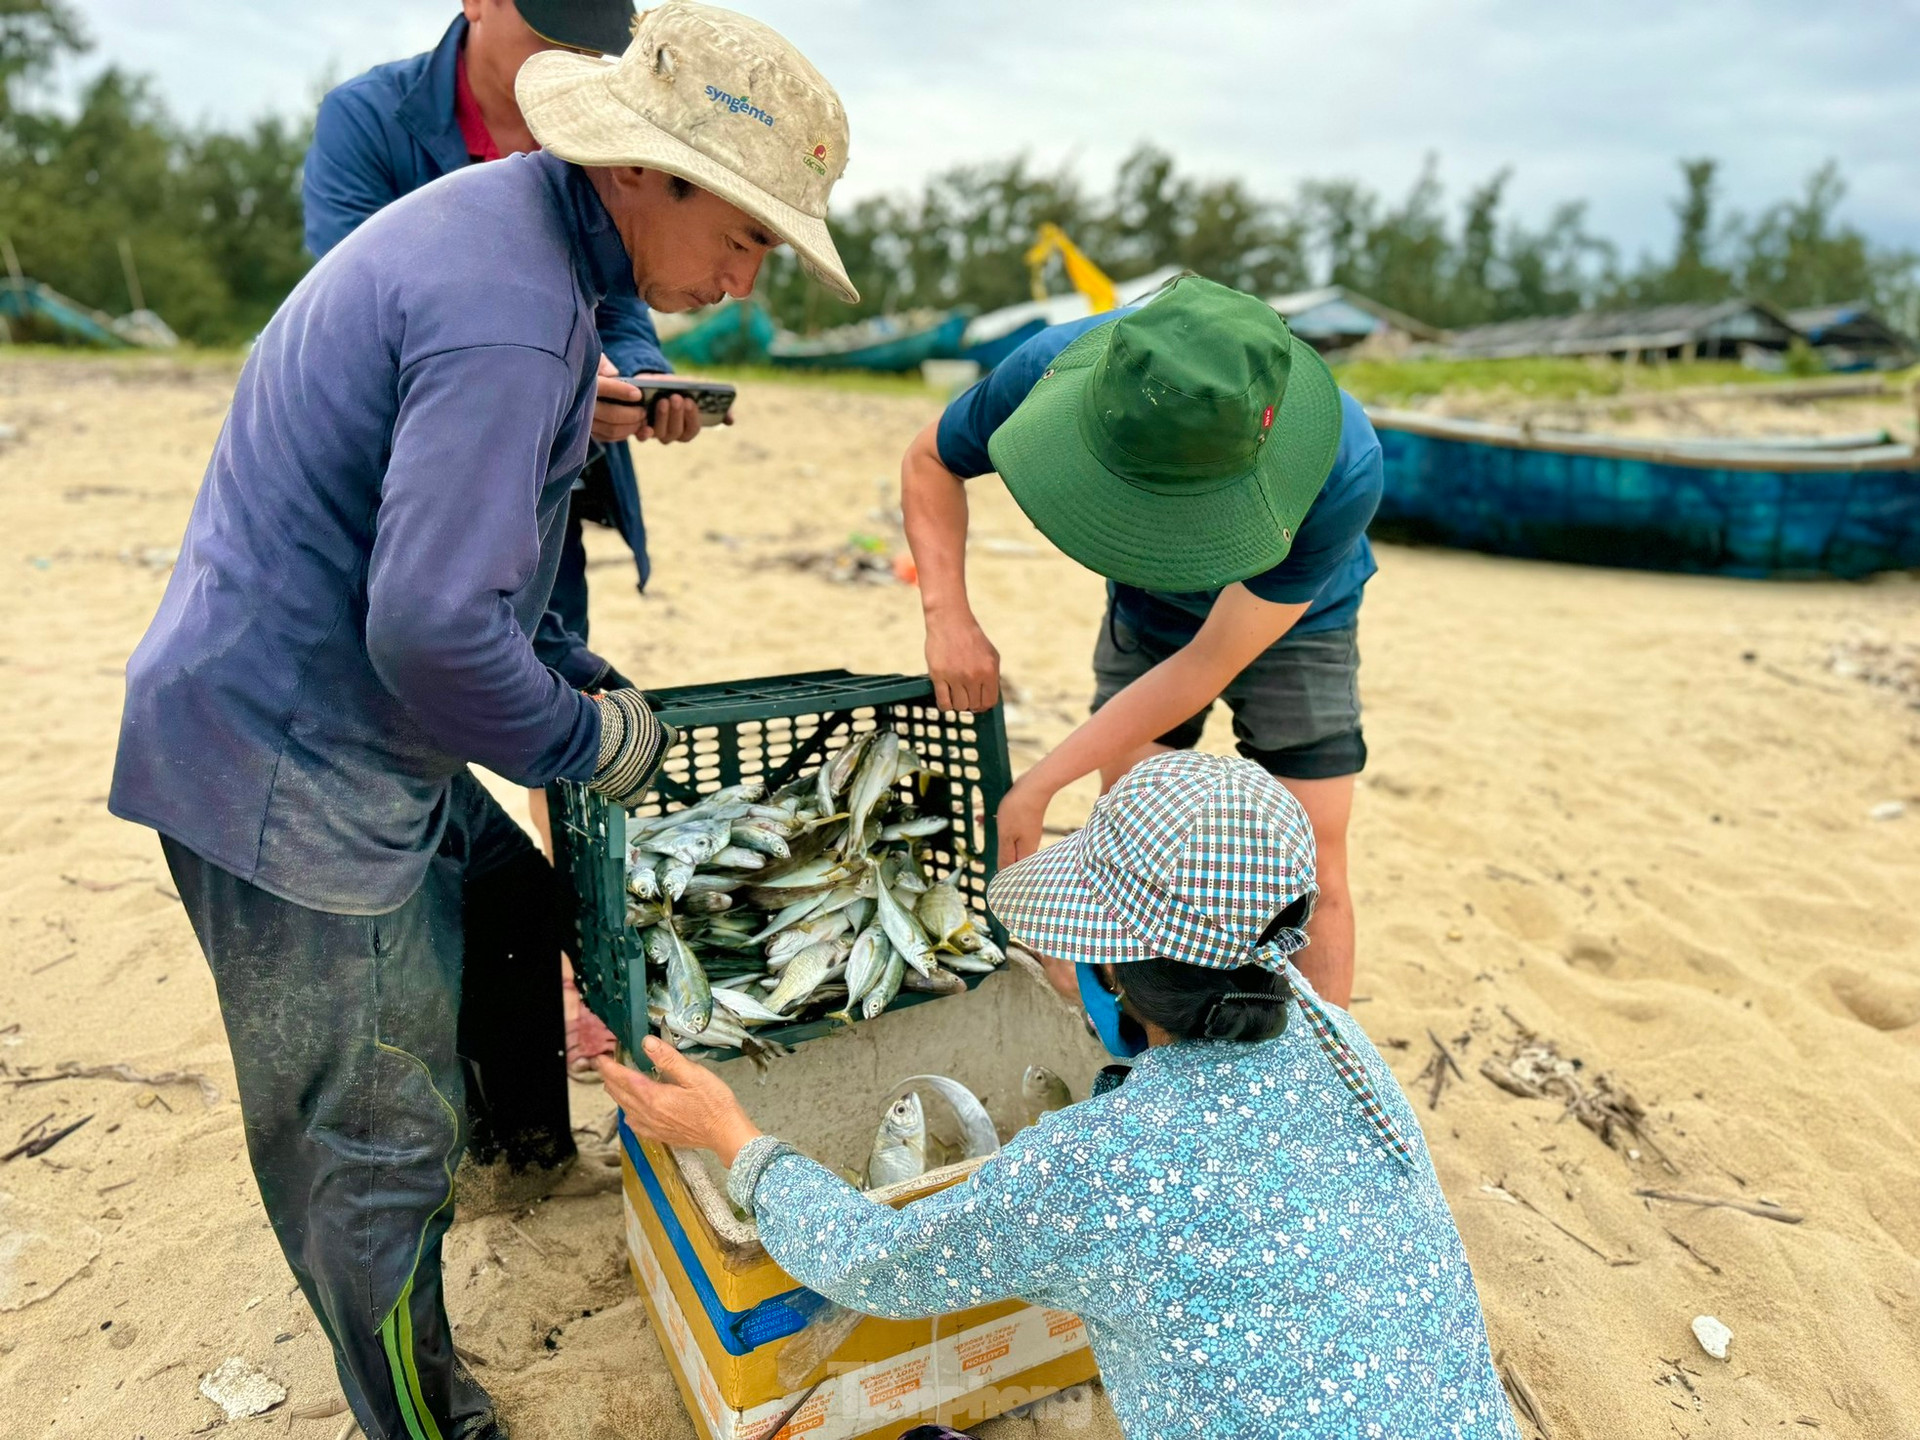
[1,355,1916,1440]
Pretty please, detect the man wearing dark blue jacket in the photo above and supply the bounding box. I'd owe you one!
[304,0,700,662]
[113,7,857,1435]
[304,0,709,1067]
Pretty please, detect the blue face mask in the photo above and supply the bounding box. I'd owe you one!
[1077,964,1147,1060]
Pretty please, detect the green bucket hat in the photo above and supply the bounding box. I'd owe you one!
[985,275,1344,592]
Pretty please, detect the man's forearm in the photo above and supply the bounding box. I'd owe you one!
[1020,591,1311,802]
[900,437,975,624]
[1021,645,1230,796]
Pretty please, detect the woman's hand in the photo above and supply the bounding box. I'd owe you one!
[996,778,1053,869]
[594,1037,763,1167]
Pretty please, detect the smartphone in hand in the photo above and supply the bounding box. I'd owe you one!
[604,377,737,427]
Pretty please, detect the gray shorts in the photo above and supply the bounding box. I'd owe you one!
[1092,610,1366,780]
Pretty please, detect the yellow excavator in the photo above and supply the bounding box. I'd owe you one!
[1025,223,1117,314]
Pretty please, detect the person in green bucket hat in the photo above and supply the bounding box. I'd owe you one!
[900,274,1382,1006]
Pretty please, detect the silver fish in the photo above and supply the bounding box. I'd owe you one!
[626,899,669,929]
[915,876,971,948]
[885,849,931,896]
[901,963,966,996]
[683,872,736,896]
[892,743,928,783]
[711,984,791,1026]
[861,945,905,1020]
[659,855,695,902]
[796,879,869,925]
[752,855,854,890]
[943,948,999,974]
[729,822,792,859]
[682,891,734,914]
[750,891,833,943]
[1022,1065,1073,1124]
[842,732,900,856]
[865,1092,928,1189]
[874,872,936,977]
[707,845,767,871]
[765,937,844,1014]
[895,1075,998,1159]
[840,926,891,1013]
[658,1009,753,1051]
[816,732,868,815]
[766,910,852,966]
[645,923,712,1034]
[879,815,948,841]
[956,929,1006,965]
[824,733,872,798]
[698,927,761,952]
[639,815,733,865]
[628,860,661,901]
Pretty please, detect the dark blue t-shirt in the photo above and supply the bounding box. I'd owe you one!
[936,312,1381,635]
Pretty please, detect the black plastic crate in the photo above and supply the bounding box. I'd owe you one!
[550,669,1013,1062]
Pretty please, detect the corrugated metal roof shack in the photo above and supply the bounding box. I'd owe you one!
[1445,300,1799,364]
[1266,285,1444,357]
[1787,303,1918,372]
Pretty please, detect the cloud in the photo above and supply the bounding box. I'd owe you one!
[58,0,1920,254]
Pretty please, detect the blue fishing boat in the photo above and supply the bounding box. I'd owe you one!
[768,308,969,373]
[1368,409,1920,579]
[658,297,775,367]
[0,278,129,348]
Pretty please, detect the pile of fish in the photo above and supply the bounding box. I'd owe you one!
[776,1066,1079,1387]
[624,728,1006,1051]
[863,1067,1075,1190]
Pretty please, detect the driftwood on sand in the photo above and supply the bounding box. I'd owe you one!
[1633,1188,1804,1224]
[1478,1008,1675,1171]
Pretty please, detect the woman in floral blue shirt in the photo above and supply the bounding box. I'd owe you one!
[599,752,1519,1439]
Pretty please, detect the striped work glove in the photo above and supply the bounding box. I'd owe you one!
[589,688,676,809]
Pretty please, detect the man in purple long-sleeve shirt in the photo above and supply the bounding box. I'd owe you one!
[108,8,857,1437]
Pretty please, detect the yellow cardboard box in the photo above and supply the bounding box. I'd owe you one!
[621,1149,1099,1440]
[612,959,1114,1437]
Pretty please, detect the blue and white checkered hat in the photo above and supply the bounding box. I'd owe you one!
[988,750,1318,972]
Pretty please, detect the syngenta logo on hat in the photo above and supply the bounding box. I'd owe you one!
[704,85,775,127]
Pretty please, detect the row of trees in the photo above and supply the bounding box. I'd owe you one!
[1,0,309,345]
[763,147,1920,338]
[4,0,1916,346]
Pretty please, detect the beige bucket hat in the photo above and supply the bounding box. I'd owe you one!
[517,2,858,303]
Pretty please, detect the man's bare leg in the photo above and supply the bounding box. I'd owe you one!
[1101,748,1356,1007]
[523,785,616,1068]
[528,786,554,859]
[1273,773,1355,1007]
[562,957,617,1072]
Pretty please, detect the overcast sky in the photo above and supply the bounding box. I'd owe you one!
[52,0,1920,262]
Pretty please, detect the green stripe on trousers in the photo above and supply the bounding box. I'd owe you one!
[380,1274,445,1440]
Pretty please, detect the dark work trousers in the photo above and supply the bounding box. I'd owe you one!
[162,773,571,1440]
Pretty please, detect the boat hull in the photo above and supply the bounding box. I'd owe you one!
[1371,415,1920,579]
[770,311,970,373]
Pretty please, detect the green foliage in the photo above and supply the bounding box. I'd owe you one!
[761,146,1919,342]
[1335,356,1787,407]
[3,0,1915,356]
[0,0,309,346]
[1781,338,1826,378]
